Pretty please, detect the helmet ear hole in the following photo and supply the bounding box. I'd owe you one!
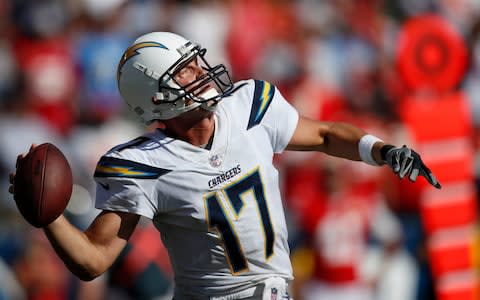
[134,106,145,116]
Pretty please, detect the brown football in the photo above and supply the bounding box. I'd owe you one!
[14,143,73,228]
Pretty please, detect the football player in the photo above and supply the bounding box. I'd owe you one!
[9,32,440,299]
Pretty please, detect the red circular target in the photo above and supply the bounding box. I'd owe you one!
[397,15,467,93]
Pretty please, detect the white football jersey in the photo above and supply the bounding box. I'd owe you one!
[94,79,299,297]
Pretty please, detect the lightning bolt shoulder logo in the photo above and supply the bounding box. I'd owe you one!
[247,80,276,130]
[117,41,169,82]
[94,156,171,179]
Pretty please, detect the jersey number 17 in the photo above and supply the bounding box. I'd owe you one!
[205,168,275,274]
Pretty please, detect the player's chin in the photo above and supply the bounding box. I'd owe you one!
[180,104,214,121]
[197,106,215,118]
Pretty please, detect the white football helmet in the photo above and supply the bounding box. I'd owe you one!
[117,32,234,123]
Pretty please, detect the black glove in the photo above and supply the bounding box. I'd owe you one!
[381,145,441,189]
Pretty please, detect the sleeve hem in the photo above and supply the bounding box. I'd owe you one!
[275,110,299,153]
[94,204,155,219]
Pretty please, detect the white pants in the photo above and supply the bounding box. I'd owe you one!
[173,277,292,300]
[301,281,373,300]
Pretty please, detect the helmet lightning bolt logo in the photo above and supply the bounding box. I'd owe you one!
[247,80,276,129]
[117,41,169,82]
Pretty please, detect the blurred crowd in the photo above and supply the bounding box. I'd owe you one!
[0,0,479,300]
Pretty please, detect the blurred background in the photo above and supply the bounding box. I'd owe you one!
[0,0,479,299]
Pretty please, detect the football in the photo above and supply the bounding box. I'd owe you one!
[14,143,73,228]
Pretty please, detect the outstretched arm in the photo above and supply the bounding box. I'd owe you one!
[287,116,441,189]
[286,116,385,163]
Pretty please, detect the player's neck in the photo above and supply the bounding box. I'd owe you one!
[163,112,215,147]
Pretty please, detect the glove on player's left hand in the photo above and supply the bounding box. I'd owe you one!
[382,145,441,189]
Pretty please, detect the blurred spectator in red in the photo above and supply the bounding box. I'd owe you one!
[10,0,78,137]
[226,0,273,80]
[226,0,305,95]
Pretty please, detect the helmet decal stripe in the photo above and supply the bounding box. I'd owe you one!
[94,156,171,179]
[247,80,276,130]
[117,41,169,82]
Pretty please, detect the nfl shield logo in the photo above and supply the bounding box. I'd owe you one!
[209,154,222,167]
[271,288,278,300]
